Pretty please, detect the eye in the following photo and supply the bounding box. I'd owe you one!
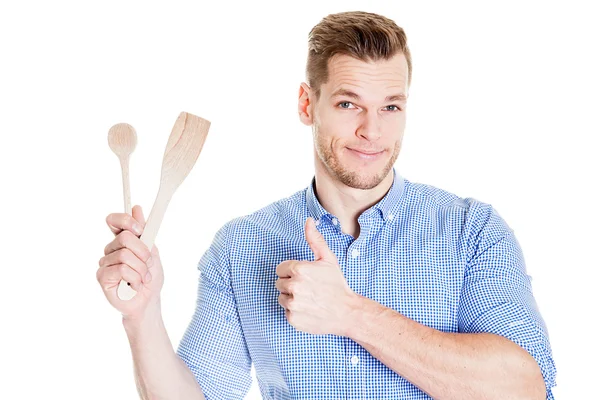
[384,105,402,112]
[337,101,355,109]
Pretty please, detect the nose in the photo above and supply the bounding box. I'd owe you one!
[356,110,381,141]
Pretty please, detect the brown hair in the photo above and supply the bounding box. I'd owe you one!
[306,11,412,99]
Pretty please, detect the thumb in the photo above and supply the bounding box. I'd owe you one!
[132,204,146,228]
[304,217,335,262]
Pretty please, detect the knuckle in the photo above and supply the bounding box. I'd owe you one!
[287,297,296,311]
[103,241,113,255]
[118,263,129,276]
[117,230,133,248]
[115,249,129,264]
[120,214,131,229]
[142,246,152,263]
[286,281,296,294]
[117,229,131,242]
[293,262,306,277]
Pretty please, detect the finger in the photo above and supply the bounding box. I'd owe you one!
[99,248,150,283]
[131,205,146,227]
[106,212,144,236]
[275,277,294,294]
[104,230,152,263]
[278,293,293,310]
[118,264,144,291]
[304,217,335,262]
[97,263,143,292]
[275,260,295,278]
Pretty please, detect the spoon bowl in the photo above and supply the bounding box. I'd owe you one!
[108,123,137,214]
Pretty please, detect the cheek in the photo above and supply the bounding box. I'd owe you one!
[321,105,354,126]
[384,115,406,138]
[317,113,352,142]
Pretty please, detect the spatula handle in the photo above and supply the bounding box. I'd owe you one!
[117,188,173,301]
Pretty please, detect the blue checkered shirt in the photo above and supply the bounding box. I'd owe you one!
[176,169,556,399]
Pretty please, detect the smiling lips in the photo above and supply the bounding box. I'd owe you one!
[347,147,385,159]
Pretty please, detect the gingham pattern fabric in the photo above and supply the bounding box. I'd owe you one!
[176,168,556,399]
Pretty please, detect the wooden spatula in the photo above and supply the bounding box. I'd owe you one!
[117,112,211,301]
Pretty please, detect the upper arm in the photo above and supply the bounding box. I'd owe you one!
[457,204,557,398]
[176,223,252,400]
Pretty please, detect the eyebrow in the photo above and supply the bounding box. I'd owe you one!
[331,88,407,102]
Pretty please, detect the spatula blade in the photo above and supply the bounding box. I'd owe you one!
[160,112,210,191]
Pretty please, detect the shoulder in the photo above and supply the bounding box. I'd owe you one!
[402,178,512,247]
[217,186,308,245]
[404,178,503,223]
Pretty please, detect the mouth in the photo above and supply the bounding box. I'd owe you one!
[347,147,385,160]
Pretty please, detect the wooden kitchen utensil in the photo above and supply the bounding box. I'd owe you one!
[107,123,137,214]
[117,112,211,301]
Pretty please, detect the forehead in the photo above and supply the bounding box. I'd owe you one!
[323,53,409,95]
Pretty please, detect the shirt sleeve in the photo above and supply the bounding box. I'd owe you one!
[176,222,252,400]
[457,203,557,399]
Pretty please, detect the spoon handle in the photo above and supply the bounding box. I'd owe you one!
[120,157,132,215]
[116,154,138,300]
[117,187,173,300]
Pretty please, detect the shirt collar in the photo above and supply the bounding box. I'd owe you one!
[305,167,405,223]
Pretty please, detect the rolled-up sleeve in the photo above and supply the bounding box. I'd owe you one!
[176,222,252,400]
[458,204,557,399]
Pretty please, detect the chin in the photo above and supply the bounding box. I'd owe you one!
[316,139,399,190]
[334,163,391,190]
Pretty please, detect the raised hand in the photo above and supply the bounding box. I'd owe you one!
[97,205,165,318]
[275,217,358,335]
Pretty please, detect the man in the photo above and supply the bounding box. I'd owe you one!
[98,11,556,400]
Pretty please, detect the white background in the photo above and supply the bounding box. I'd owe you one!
[0,0,597,398]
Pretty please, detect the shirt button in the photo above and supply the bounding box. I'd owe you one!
[351,249,360,258]
[350,355,359,365]
[387,213,394,221]
[332,218,339,225]
[315,219,320,226]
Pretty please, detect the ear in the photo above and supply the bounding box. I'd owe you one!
[298,82,314,126]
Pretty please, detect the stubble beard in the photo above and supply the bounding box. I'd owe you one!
[314,127,401,190]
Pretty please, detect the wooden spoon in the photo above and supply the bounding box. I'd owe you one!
[107,123,137,215]
[117,112,211,301]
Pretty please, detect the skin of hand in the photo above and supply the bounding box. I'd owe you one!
[275,217,358,335]
[97,205,164,318]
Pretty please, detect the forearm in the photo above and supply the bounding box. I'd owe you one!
[123,302,205,400]
[346,296,545,400]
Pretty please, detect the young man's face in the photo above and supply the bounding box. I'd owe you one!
[300,52,409,190]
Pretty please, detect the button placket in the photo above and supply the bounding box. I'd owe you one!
[346,342,364,399]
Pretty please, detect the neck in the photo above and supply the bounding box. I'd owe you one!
[313,159,394,239]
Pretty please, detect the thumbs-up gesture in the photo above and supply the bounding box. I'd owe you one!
[275,217,359,336]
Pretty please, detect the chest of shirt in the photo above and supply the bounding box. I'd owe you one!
[231,222,465,332]
[228,220,465,398]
